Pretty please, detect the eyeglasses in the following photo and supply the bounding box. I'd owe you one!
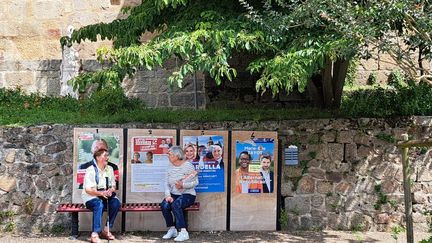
[240,158,250,161]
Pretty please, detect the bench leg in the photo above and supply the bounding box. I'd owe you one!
[70,212,79,240]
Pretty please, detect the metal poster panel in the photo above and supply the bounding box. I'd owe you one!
[182,135,225,192]
[72,128,123,231]
[130,135,173,192]
[125,129,177,231]
[73,128,123,203]
[235,138,275,194]
[181,130,228,231]
[230,131,278,231]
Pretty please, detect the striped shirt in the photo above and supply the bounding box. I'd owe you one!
[165,161,198,197]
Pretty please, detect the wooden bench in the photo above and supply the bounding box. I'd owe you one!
[56,202,200,238]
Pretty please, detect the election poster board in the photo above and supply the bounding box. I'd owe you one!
[72,128,124,231]
[125,129,177,231]
[180,130,228,231]
[230,131,278,231]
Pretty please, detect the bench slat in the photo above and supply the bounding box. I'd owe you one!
[56,202,200,213]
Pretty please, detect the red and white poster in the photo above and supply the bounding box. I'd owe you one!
[130,136,173,192]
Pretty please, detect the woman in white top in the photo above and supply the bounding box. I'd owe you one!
[161,146,198,242]
[82,148,121,243]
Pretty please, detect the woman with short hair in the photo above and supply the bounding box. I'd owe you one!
[161,146,198,242]
[82,148,121,243]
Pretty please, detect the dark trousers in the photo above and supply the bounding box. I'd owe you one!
[161,194,196,229]
[85,197,121,233]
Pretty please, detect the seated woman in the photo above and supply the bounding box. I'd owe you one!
[82,148,121,243]
[161,146,198,242]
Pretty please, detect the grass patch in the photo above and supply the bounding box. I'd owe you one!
[3,83,432,126]
[0,87,336,126]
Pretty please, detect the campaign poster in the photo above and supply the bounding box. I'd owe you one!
[235,138,275,194]
[76,132,121,189]
[130,136,173,192]
[183,135,225,192]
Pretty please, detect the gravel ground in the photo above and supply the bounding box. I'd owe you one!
[0,230,430,243]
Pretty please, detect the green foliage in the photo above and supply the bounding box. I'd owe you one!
[0,210,16,233]
[23,197,34,215]
[367,72,378,85]
[50,225,65,234]
[375,132,396,143]
[373,184,389,210]
[300,160,309,175]
[84,87,145,115]
[419,147,428,155]
[419,235,432,243]
[279,209,289,228]
[308,151,317,159]
[387,69,405,89]
[390,224,405,241]
[0,87,339,126]
[341,84,432,117]
[351,222,365,232]
[60,0,432,110]
[4,222,16,232]
[0,211,16,220]
[345,58,359,87]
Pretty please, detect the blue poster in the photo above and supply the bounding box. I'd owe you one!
[235,138,275,194]
[183,135,225,192]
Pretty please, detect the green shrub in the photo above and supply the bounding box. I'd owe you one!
[84,87,145,115]
[387,69,405,89]
[367,72,378,85]
[341,84,432,117]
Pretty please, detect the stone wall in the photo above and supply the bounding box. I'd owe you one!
[1,117,432,233]
[0,0,127,92]
[0,0,206,108]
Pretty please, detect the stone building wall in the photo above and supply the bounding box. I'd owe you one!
[0,0,206,108]
[1,117,432,233]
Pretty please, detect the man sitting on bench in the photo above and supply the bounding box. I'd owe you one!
[82,148,121,243]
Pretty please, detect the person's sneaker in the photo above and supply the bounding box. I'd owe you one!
[162,228,178,239]
[174,230,189,242]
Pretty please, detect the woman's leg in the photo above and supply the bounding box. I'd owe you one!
[171,194,196,229]
[85,198,104,233]
[161,198,175,227]
[106,196,121,228]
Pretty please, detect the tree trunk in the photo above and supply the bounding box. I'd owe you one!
[308,57,350,109]
[332,59,349,109]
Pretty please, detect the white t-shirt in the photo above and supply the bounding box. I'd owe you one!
[81,163,115,203]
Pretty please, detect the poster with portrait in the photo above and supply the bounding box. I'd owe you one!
[75,131,121,190]
[235,138,275,194]
[72,128,123,204]
[182,135,225,192]
[230,131,277,231]
[130,136,173,192]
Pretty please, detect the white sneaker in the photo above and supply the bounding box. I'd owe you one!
[162,228,178,239]
[174,230,189,242]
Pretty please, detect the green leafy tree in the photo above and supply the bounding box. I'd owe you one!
[61,0,432,109]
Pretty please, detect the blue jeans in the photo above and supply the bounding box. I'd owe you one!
[85,196,121,233]
[161,194,196,229]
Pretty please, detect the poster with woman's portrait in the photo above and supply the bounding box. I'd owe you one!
[130,136,173,192]
[183,135,225,192]
[235,138,275,194]
[75,132,121,190]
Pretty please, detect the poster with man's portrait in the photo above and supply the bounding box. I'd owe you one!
[130,136,173,192]
[73,128,123,203]
[75,132,121,189]
[183,135,225,192]
[235,138,275,194]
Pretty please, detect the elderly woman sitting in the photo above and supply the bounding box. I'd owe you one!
[82,148,121,243]
[161,146,199,242]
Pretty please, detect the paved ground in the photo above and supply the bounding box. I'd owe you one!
[0,230,430,243]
